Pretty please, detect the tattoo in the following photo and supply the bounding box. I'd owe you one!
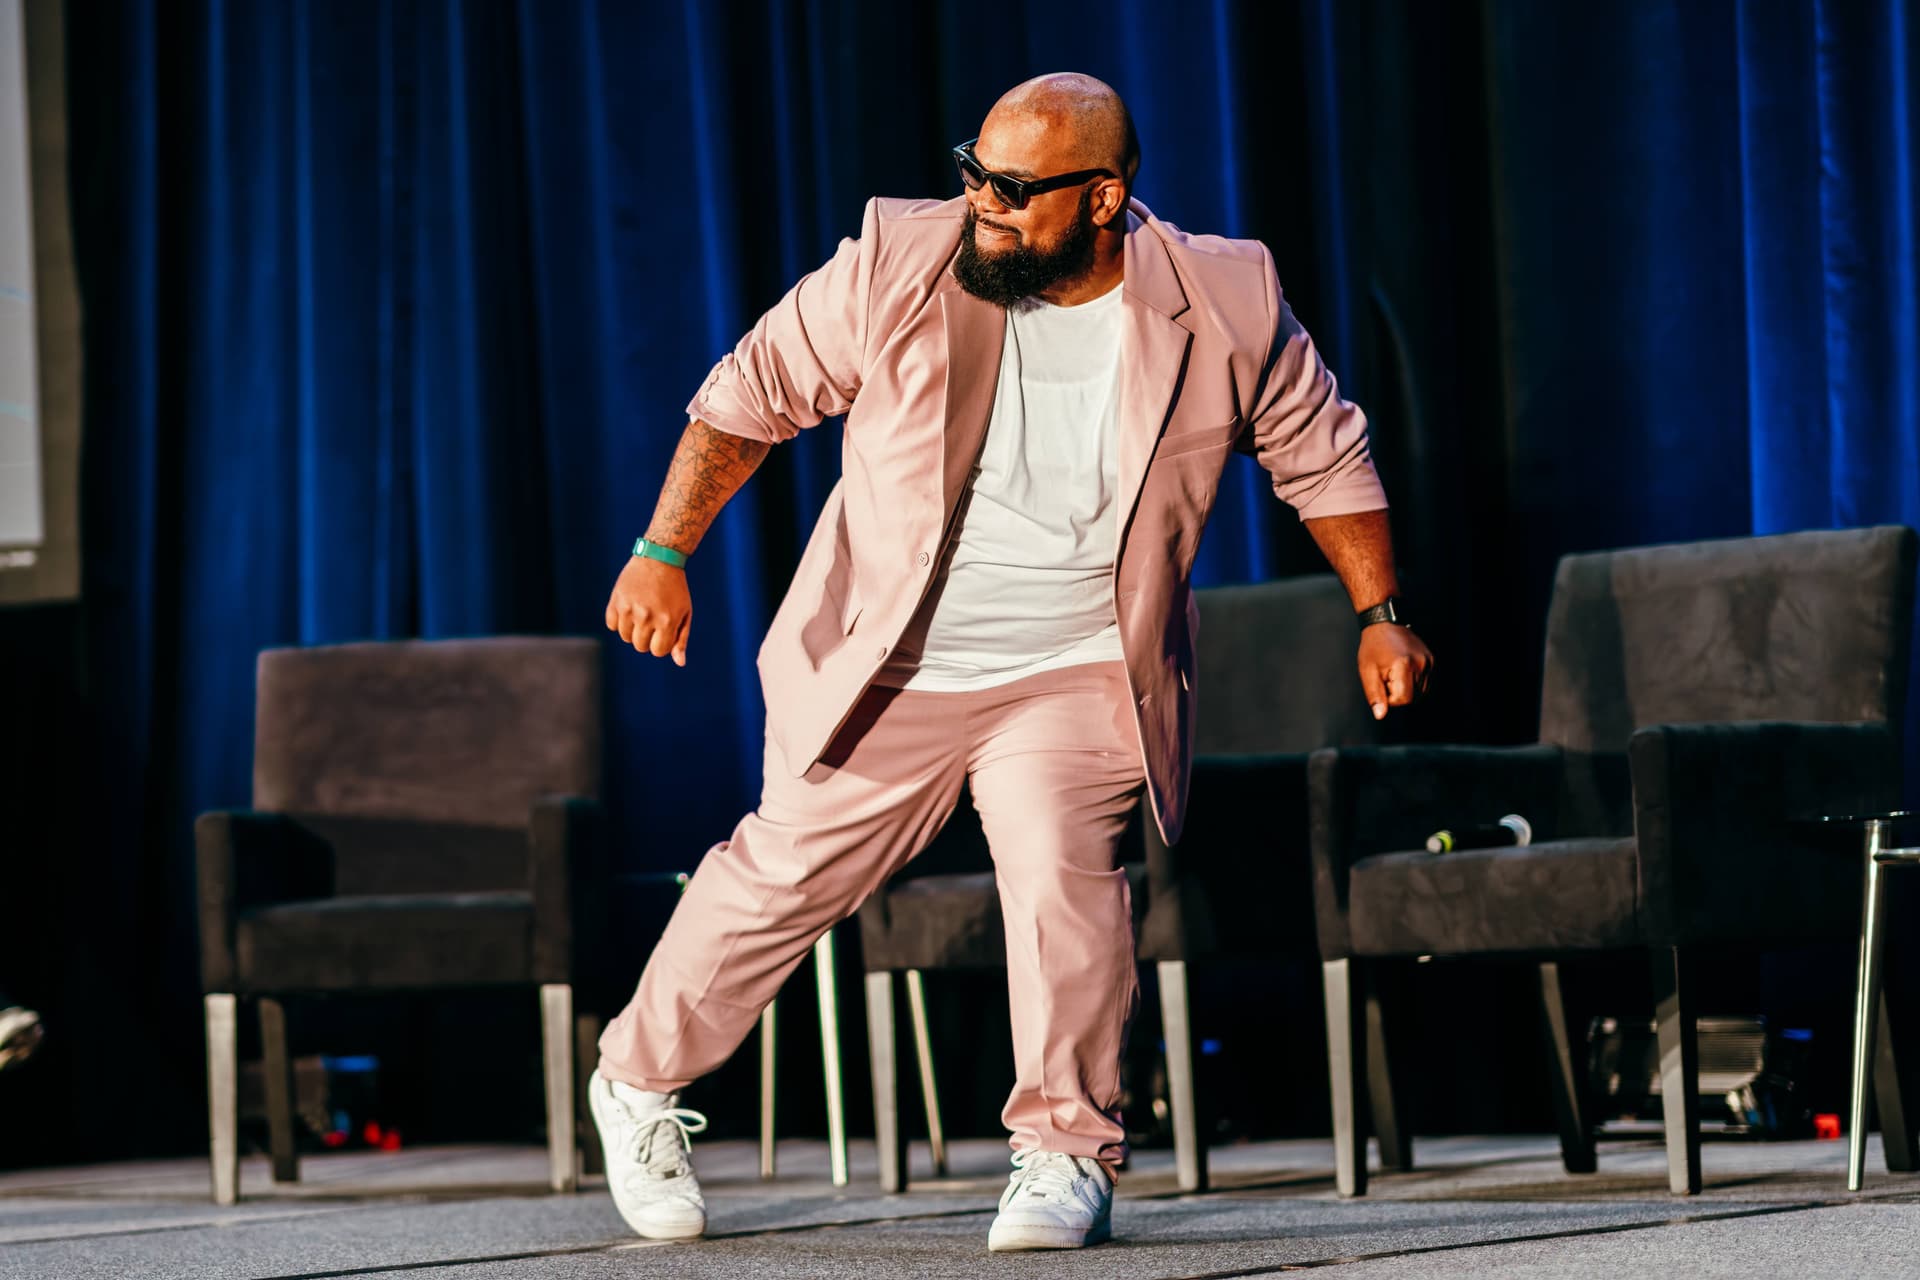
[1302,509,1401,611]
[645,420,771,555]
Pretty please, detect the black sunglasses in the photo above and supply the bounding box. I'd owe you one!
[951,138,1116,211]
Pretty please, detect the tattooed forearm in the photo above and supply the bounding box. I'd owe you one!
[1302,508,1401,611]
[643,419,772,555]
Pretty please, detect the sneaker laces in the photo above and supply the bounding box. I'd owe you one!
[628,1105,708,1181]
[1008,1149,1090,1206]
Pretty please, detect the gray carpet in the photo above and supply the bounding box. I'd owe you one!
[0,1136,1914,1278]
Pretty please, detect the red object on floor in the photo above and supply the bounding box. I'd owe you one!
[321,1130,348,1148]
[1814,1113,1842,1140]
[363,1122,384,1145]
[379,1131,402,1152]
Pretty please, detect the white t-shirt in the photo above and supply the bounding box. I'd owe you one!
[878,283,1126,691]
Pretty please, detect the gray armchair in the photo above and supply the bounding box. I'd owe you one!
[196,637,606,1204]
[1136,575,1384,1191]
[1308,526,1917,1196]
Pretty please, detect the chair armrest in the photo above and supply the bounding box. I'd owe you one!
[194,811,334,992]
[1630,720,1900,945]
[1307,744,1568,960]
[528,795,609,984]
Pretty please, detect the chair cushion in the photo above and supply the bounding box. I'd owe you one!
[858,872,1004,972]
[1347,838,1642,956]
[235,892,534,993]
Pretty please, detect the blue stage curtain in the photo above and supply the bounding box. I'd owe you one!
[65,0,1335,901]
[1307,0,1920,782]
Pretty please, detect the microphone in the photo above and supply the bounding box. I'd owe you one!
[1426,814,1532,854]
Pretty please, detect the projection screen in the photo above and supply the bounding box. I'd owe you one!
[0,0,80,606]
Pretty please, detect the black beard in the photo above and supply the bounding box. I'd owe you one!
[953,188,1099,308]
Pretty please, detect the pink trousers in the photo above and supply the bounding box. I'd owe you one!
[597,660,1145,1163]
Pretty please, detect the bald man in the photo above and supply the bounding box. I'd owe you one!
[590,74,1432,1251]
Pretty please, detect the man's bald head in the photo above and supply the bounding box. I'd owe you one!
[984,73,1140,193]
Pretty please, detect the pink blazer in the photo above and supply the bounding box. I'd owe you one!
[688,196,1386,842]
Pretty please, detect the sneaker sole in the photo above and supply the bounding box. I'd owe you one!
[634,1217,706,1241]
[987,1216,1111,1252]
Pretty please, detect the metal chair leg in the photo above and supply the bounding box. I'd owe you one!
[867,971,905,1192]
[539,984,578,1193]
[815,931,849,1187]
[1322,958,1367,1198]
[1875,986,1916,1173]
[1158,960,1207,1192]
[1364,965,1412,1172]
[205,994,240,1205]
[1851,819,1891,1190]
[904,969,948,1177]
[258,996,299,1184]
[1650,946,1702,1195]
[1537,961,1596,1174]
[575,1012,605,1177]
[759,999,778,1179]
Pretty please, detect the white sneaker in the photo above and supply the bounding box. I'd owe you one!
[0,1006,42,1072]
[987,1149,1113,1251]
[589,1070,709,1240]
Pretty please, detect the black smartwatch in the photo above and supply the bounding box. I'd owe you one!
[1357,596,1408,629]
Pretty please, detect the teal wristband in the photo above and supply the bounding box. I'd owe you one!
[632,537,689,569]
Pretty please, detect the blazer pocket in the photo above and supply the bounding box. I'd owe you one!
[1155,419,1238,459]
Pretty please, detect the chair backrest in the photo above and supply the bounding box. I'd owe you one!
[1193,576,1382,754]
[253,636,602,829]
[1538,525,1917,754]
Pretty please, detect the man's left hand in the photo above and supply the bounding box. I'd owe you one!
[1358,625,1434,720]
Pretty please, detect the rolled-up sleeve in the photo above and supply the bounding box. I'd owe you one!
[685,200,879,444]
[1244,245,1388,520]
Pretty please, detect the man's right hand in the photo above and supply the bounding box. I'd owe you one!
[606,556,692,667]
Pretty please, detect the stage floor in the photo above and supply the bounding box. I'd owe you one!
[2,1133,1915,1278]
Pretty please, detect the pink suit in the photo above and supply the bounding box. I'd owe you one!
[599,197,1386,1161]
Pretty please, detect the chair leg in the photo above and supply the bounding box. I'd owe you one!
[539,984,577,1193]
[1848,826,1886,1189]
[1537,962,1596,1174]
[1322,959,1367,1198]
[1157,960,1208,1192]
[1649,946,1702,1194]
[1364,965,1412,1173]
[866,970,905,1193]
[1875,986,1916,1173]
[257,997,299,1184]
[759,1000,779,1179]
[814,931,849,1187]
[575,1012,604,1177]
[904,970,948,1177]
[205,994,240,1205]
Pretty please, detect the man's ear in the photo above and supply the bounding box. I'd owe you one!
[1094,178,1127,227]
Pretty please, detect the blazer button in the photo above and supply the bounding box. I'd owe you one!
[917,551,930,566]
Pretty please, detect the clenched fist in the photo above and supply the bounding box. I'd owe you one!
[1357,623,1433,720]
[606,555,692,666]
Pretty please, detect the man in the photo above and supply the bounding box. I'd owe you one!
[591,73,1432,1251]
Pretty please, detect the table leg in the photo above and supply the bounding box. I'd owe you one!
[1850,820,1890,1192]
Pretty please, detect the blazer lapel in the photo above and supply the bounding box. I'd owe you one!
[1115,203,1194,539]
[937,280,1006,520]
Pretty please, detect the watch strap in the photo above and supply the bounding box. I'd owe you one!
[632,537,689,569]
[1357,597,1405,628]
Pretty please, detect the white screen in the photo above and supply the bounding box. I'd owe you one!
[0,0,43,556]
